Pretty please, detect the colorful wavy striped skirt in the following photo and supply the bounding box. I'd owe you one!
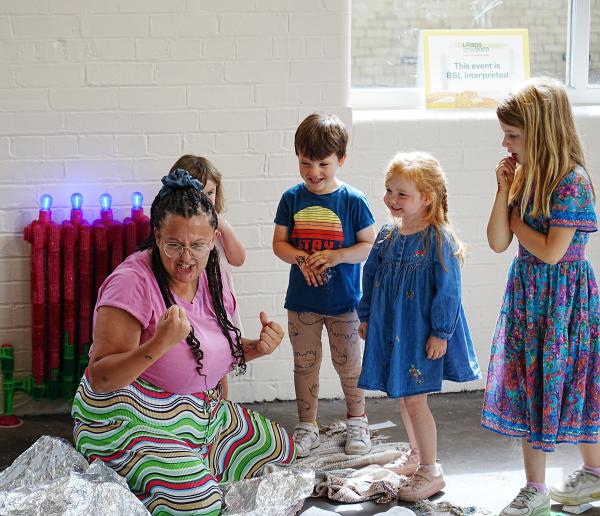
[71,372,296,516]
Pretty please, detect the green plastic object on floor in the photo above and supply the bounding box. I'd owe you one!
[0,344,22,428]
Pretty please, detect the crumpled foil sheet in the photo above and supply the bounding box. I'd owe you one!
[0,435,150,516]
[222,464,315,516]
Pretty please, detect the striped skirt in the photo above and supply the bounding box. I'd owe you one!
[71,372,296,516]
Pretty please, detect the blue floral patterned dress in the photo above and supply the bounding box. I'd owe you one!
[357,224,480,398]
[482,169,600,451]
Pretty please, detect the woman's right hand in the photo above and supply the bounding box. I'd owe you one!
[358,322,368,340]
[495,155,517,194]
[154,305,191,349]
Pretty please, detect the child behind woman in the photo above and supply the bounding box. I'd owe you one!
[169,155,246,399]
[483,77,600,515]
[358,151,480,501]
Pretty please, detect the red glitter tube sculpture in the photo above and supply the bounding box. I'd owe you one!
[77,220,92,379]
[122,191,150,257]
[46,221,61,399]
[23,194,53,399]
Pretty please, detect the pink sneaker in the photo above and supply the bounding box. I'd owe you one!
[397,466,445,502]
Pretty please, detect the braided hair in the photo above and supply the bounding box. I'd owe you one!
[138,173,246,378]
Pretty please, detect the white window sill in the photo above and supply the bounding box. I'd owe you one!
[352,104,600,122]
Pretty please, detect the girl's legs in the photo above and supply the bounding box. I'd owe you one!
[522,439,547,484]
[549,441,600,505]
[579,441,600,468]
[399,398,419,451]
[402,394,437,466]
[323,310,365,418]
[288,310,325,423]
[397,394,445,502]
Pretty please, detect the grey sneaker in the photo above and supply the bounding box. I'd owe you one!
[293,422,319,458]
[500,487,550,516]
[345,416,372,455]
[550,469,600,505]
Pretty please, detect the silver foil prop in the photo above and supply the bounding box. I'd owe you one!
[0,435,150,516]
[222,464,315,516]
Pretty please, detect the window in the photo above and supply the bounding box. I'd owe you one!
[587,0,600,84]
[351,0,600,108]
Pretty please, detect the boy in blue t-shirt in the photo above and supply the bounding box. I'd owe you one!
[273,113,376,457]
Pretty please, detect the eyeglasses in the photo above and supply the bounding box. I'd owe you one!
[162,241,212,259]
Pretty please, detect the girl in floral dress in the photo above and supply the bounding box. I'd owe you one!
[358,151,480,502]
[483,77,600,515]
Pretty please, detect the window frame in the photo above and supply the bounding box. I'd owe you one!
[349,0,600,109]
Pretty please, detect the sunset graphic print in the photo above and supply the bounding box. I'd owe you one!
[290,206,345,255]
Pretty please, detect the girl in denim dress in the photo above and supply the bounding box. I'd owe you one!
[483,78,600,515]
[358,151,480,502]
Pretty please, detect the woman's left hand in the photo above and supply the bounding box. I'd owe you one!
[256,311,284,356]
[426,335,447,360]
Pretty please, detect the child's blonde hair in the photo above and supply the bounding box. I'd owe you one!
[386,151,465,267]
[496,77,591,218]
[169,155,224,213]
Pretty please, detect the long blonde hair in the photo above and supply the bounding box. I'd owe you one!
[497,77,590,217]
[386,151,465,267]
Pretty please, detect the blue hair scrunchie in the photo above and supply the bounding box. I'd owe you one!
[159,168,204,199]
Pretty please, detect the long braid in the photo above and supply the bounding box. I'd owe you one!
[441,188,449,224]
[139,179,246,378]
[150,243,206,377]
[206,250,245,373]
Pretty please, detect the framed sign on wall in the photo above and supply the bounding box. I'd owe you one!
[422,29,530,109]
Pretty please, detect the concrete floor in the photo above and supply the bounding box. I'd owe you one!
[0,390,598,515]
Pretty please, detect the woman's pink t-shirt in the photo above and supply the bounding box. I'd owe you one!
[94,251,238,394]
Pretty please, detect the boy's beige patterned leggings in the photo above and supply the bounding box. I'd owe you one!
[288,309,366,423]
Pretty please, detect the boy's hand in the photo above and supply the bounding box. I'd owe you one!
[296,255,325,287]
[426,335,447,360]
[304,249,341,272]
[358,322,368,340]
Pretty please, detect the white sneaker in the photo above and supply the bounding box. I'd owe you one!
[550,469,600,505]
[345,416,372,455]
[500,487,550,516]
[293,422,319,458]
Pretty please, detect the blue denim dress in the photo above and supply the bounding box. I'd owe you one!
[358,224,480,397]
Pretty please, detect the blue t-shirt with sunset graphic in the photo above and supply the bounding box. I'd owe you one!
[274,182,375,315]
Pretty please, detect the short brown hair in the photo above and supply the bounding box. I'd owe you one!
[294,113,348,160]
[169,155,224,213]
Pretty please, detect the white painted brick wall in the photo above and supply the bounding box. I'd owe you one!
[0,1,599,414]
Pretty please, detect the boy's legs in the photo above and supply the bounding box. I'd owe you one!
[324,310,371,455]
[288,310,325,422]
[323,310,365,417]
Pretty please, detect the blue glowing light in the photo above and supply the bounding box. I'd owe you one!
[131,191,143,210]
[40,194,53,211]
[71,192,83,210]
[99,193,112,211]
